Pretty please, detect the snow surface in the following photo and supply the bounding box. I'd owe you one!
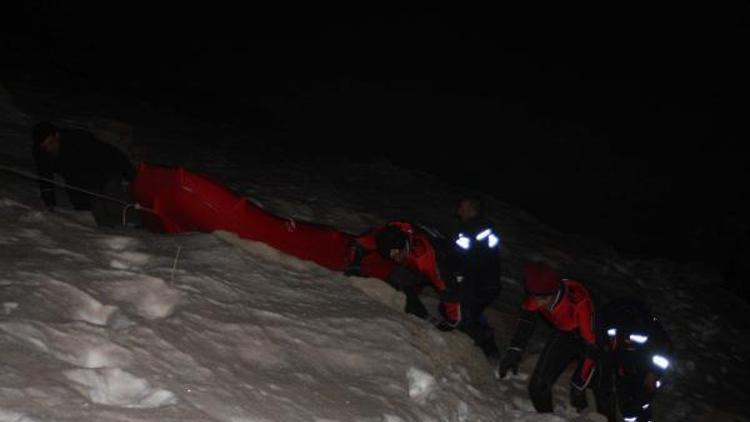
[1,83,749,421]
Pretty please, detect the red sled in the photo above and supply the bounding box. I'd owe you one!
[131,162,394,278]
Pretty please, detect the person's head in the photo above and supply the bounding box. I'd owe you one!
[32,122,61,156]
[375,225,409,263]
[456,196,481,222]
[523,261,562,308]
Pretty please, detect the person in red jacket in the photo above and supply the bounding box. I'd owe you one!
[346,221,461,330]
[496,261,599,414]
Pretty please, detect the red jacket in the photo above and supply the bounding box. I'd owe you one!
[519,279,597,388]
[522,279,596,345]
[354,222,461,322]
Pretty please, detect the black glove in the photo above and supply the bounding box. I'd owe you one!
[344,243,365,276]
[570,387,588,412]
[344,263,362,276]
[428,316,458,332]
[496,348,522,379]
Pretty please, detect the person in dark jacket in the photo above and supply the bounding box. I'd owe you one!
[453,197,502,361]
[497,261,601,414]
[346,221,461,331]
[32,121,135,228]
[596,299,673,422]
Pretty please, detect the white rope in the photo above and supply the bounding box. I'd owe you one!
[0,164,157,215]
[122,203,135,227]
[170,245,182,284]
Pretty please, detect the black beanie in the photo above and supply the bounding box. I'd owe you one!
[374,226,408,259]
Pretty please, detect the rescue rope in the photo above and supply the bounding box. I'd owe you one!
[0,164,157,216]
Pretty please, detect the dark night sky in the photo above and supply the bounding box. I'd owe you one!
[3,3,750,267]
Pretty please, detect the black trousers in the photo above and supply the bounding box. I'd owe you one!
[458,272,501,359]
[460,301,500,359]
[595,352,656,422]
[529,330,609,414]
[387,266,429,319]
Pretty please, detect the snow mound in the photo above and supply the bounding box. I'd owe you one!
[27,279,118,325]
[92,274,182,319]
[63,367,177,408]
[99,235,140,251]
[347,275,406,314]
[406,367,436,403]
[214,230,329,274]
[0,321,133,368]
[0,409,39,422]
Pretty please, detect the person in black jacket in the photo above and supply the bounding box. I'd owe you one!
[32,121,135,228]
[596,299,673,422]
[453,197,503,361]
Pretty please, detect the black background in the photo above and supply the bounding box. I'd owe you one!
[3,3,749,279]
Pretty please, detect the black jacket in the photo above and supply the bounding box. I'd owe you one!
[33,128,134,209]
[599,299,672,418]
[453,217,502,304]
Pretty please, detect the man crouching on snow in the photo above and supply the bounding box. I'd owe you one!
[32,121,136,228]
[345,222,461,331]
[496,261,603,415]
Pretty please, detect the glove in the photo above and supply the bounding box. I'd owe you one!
[571,357,596,391]
[570,387,588,411]
[428,316,458,332]
[344,243,365,276]
[344,263,361,276]
[496,348,522,379]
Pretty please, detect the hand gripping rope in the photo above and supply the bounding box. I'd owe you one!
[0,164,157,225]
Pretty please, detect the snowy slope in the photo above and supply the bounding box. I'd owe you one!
[1,84,748,421]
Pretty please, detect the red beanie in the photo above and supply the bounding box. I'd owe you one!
[524,262,561,295]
